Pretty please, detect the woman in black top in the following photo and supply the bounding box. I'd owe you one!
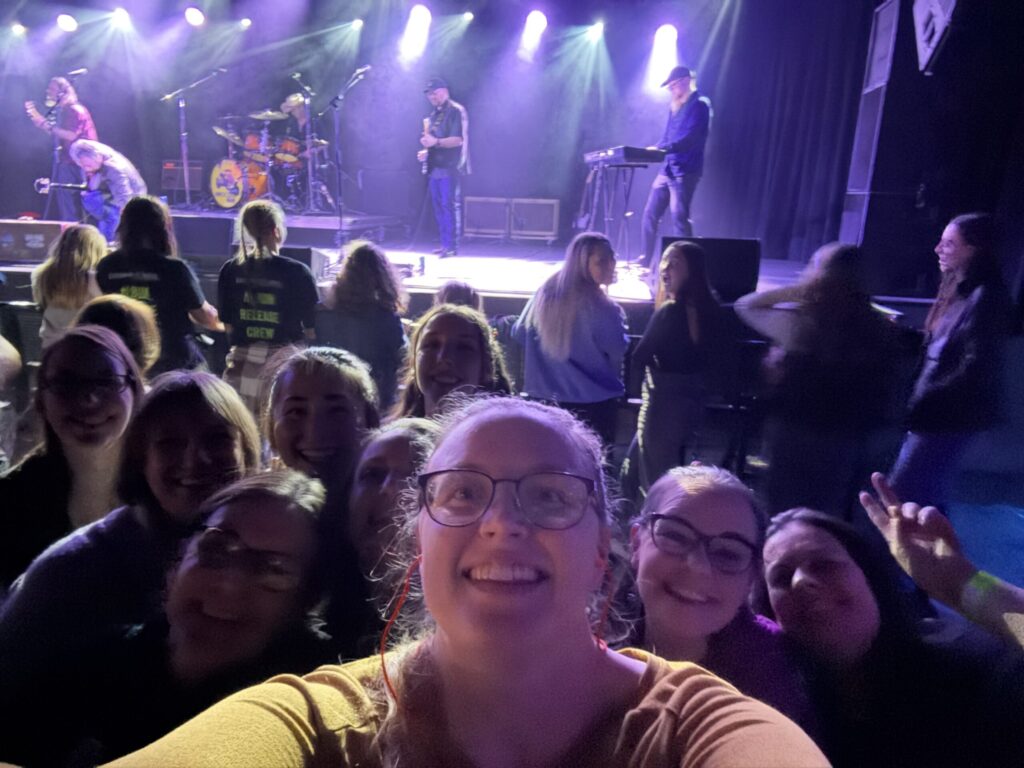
[218,200,319,415]
[624,241,722,497]
[889,212,1013,506]
[97,196,222,373]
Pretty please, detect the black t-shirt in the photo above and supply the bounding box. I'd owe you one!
[425,99,466,173]
[632,299,720,375]
[217,255,319,347]
[96,249,206,369]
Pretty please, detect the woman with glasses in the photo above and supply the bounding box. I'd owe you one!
[626,465,812,729]
[0,325,144,592]
[0,471,336,766]
[105,396,824,766]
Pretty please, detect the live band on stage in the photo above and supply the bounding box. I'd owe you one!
[22,63,709,271]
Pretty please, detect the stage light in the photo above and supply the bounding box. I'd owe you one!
[11,22,27,36]
[586,21,604,43]
[518,10,548,62]
[645,24,679,94]
[352,18,364,30]
[56,14,79,33]
[111,8,131,29]
[399,4,431,64]
[463,12,474,22]
[184,7,205,27]
[239,18,252,29]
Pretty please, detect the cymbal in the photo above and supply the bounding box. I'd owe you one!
[299,138,329,157]
[249,109,288,121]
[212,125,244,146]
[214,114,249,124]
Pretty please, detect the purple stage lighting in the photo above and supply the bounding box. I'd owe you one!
[56,14,79,33]
[11,22,27,36]
[240,18,253,29]
[184,7,206,27]
[518,10,548,62]
[111,8,131,30]
[353,18,364,30]
[463,12,474,22]
[645,24,679,94]
[399,4,432,64]
[586,21,604,43]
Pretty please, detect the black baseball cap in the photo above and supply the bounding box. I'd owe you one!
[424,77,449,92]
[661,66,692,87]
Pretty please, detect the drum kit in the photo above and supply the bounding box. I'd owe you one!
[208,108,332,211]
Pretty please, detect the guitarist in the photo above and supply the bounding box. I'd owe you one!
[25,76,98,222]
[417,77,469,258]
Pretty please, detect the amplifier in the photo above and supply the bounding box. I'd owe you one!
[511,198,559,240]
[464,197,509,237]
[161,160,203,192]
[0,219,70,264]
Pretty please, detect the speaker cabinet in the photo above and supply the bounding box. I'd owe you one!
[511,198,559,240]
[161,160,203,192]
[464,197,509,238]
[663,236,761,304]
[0,219,69,264]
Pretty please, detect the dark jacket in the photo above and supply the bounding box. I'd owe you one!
[908,282,1013,432]
[657,90,712,177]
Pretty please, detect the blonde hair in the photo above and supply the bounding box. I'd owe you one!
[235,200,286,262]
[32,224,107,310]
[522,232,614,361]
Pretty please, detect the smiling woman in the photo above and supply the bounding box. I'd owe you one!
[102,397,826,767]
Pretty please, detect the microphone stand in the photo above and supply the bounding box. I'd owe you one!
[291,74,318,214]
[325,69,368,248]
[160,69,226,208]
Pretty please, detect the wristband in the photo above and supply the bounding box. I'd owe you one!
[960,570,999,616]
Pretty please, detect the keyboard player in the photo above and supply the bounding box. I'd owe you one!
[640,65,712,271]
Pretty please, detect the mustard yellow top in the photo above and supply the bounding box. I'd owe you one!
[105,648,828,768]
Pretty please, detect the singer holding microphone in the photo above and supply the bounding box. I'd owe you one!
[25,73,98,222]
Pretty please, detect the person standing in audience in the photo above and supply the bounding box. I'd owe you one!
[318,240,407,411]
[0,326,144,592]
[31,223,108,348]
[102,396,825,767]
[625,465,812,730]
[513,232,628,445]
[890,212,1014,507]
[0,372,260,704]
[262,346,381,654]
[735,243,904,516]
[623,241,722,496]
[97,196,222,374]
[392,303,512,419]
[218,201,319,415]
[433,279,482,311]
[0,471,335,767]
[74,294,162,378]
[764,507,1024,767]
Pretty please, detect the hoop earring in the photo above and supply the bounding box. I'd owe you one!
[379,553,423,706]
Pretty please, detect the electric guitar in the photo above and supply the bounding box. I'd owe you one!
[420,117,431,175]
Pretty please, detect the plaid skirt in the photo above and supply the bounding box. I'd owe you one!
[223,342,281,417]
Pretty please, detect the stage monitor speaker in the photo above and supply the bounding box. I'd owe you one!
[510,198,559,240]
[279,246,334,279]
[161,160,203,192]
[172,214,234,275]
[0,219,69,264]
[662,236,761,304]
[464,197,509,237]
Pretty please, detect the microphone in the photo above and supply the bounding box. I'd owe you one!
[66,68,88,78]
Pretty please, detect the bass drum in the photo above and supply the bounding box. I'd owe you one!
[210,159,267,208]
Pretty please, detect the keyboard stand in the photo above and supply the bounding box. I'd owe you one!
[576,162,648,264]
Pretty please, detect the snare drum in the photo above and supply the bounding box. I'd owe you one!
[243,132,270,164]
[276,136,301,167]
[210,159,268,208]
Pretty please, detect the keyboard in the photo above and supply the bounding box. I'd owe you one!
[583,145,666,166]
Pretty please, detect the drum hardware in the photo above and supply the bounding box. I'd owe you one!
[247,109,288,121]
[212,125,244,147]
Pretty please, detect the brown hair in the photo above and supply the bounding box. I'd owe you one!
[235,200,287,262]
[115,196,179,259]
[330,240,407,314]
[74,294,161,375]
[433,280,481,312]
[390,304,513,419]
[117,371,262,513]
[32,224,107,310]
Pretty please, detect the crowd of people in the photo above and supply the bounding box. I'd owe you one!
[1,195,1023,767]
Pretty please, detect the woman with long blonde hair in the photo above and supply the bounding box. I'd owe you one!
[217,200,319,414]
[513,231,628,444]
[31,224,108,348]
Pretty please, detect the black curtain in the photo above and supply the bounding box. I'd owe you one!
[698,0,876,262]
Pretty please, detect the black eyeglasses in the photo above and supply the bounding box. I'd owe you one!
[39,374,132,400]
[418,469,595,530]
[189,526,304,593]
[645,514,757,575]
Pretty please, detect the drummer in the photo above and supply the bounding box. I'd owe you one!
[280,93,309,138]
